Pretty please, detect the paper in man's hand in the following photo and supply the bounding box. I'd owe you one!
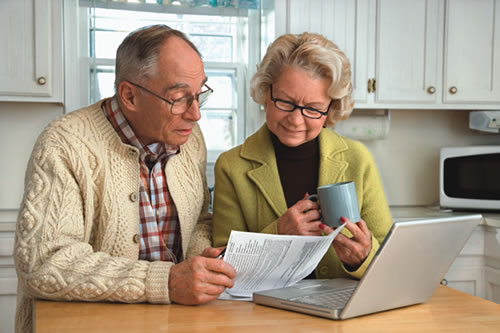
[220,224,346,298]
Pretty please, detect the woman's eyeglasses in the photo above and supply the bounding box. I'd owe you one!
[270,84,332,119]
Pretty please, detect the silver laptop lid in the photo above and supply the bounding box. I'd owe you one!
[341,214,481,319]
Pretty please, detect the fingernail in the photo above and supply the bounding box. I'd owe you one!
[319,223,325,230]
[340,216,347,223]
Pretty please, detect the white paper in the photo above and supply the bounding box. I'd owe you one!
[220,224,346,298]
[217,290,253,302]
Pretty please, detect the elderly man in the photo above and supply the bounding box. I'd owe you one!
[14,25,235,333]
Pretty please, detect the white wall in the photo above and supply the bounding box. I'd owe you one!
[364,109,500,206]
[0,103,64,210]
[3,105,500,211]
[1,92,500,333]
[206,108,500,206]
[0,102,63,333]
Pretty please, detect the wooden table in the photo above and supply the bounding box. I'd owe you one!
[35,286,500,332]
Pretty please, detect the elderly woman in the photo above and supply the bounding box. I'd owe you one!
[212,32,392,280]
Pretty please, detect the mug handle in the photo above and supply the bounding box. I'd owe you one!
[307,194,319,202]
[306,194,323,222]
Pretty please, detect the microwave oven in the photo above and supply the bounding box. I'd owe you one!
[440,146,500,211]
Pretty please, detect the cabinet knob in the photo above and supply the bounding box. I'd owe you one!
[37,77,47,85]
[440,278,448,286]
[449,86,457,94]
[427,86,436,94]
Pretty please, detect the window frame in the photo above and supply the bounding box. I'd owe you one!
[64,1,256,167]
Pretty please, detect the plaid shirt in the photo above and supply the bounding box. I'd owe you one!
[103,97,183,263]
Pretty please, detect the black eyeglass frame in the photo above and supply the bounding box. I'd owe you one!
[126,80,213,115]
[269,84,333,119]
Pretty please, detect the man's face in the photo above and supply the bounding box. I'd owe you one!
[126,37,206,146]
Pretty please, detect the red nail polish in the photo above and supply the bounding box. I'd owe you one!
[319,223,325,230]
[340,216,347,223]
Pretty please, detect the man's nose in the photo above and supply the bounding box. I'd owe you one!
[183,99,201,121]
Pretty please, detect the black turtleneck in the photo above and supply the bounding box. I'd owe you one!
[270,131,320,208]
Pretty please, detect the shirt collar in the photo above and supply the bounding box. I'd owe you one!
[103,96,179,161]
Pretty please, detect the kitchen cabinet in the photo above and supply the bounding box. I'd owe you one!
[374,0,443,105]
[444,0,500,104]
[442,225,486,298]
[275,0,500,110]
[370,0,500,108]
[0,0,63,103]
[484,223,500,303]
[274,0,375,104]
[390,207,500,304]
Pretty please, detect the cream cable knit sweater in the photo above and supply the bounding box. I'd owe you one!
[14,99,212,333]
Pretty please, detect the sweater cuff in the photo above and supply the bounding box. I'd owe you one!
[146,261,173,304]
[343,233,380,279]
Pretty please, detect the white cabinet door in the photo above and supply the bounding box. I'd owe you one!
[485,266,500,304]
[375,0,443,104]
[0,0,63,102]
[444,0,500,104]
[275,0,374,104]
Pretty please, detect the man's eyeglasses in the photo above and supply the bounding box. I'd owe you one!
[270,84,332,119]
[127,80,213,115]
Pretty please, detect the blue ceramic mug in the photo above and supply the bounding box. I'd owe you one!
[308,181,361,227]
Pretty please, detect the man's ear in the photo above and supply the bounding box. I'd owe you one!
[117,81,138,112]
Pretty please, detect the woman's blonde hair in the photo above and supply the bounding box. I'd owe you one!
[250,32,354,127]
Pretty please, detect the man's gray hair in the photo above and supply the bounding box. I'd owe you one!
[114,24,201,91]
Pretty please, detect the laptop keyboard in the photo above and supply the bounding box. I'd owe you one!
[289,287,355,310]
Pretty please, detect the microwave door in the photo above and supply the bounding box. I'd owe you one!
[442,153,500,210]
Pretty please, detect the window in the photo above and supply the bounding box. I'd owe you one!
[67,0,263,178]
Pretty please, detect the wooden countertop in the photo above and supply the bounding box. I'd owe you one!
[34,285,500,333]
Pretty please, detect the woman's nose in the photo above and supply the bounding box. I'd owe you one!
[287,108,305,125]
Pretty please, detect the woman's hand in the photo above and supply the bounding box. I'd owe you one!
[277,194,322,235]
[323,217,372,270]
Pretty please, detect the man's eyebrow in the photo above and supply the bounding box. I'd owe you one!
[164,77,209,93]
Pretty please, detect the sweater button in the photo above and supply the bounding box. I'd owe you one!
[133,234,140,244]
[319,266,329,275]
[129,192,139,202]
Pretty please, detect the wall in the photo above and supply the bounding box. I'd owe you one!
[1,96,500,333]
[363,109,500,206]
[208,108,500,205]
[0,103,64,209]
[0,102,64,333]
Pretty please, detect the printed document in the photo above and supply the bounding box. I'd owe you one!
[219,224,346,298]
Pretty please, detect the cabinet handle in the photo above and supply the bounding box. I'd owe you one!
[427,86,436,94]
[367,79,377,93]
[37,77,47,85]
[449,86,457,94]
[367,79,374,93]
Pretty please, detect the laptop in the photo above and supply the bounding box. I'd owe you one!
[253,213,482,319]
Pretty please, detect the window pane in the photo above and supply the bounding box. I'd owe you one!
[190,22,232,34]
[94,31,129,59]
[191,35,232,62]
[91,66,115,100]
[206,71,235,108]
[199,110,235,150]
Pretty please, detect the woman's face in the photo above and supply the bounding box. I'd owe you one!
[265,67,331,147]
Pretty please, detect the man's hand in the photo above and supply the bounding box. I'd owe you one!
[168,248,236,305]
